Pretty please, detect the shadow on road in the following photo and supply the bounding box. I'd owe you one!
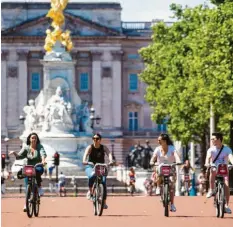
[38,215,85,218]
[105,214,150,217]
[170,215,233,219]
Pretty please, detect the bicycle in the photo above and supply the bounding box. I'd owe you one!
[129,180,136,196]
[180,172,191,196]
[59,182,66,197]
[16,163,44,218]
[87,162,110,216]
[155,163,181,217]
[209,163,233,218]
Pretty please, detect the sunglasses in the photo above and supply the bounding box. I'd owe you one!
[93,137,100,141]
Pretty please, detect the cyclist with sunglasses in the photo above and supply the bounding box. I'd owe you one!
[83,133,114,209]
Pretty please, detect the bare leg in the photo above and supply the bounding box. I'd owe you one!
[209,170,216,190]
[225,180,230,206]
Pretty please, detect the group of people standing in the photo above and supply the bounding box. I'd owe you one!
[127,140,154,169]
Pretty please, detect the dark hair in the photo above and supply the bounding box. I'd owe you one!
[92,133,102,140]
[212,132,223,142]
[26,132,41,146]
[159,133,173,145]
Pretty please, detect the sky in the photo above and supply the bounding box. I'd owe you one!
[1,0,213,21]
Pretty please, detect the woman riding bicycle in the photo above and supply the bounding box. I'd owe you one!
[83,133,113,209]
[128,167,136,194]
[150,133,181,212]
[180,159,194,192]
[9,132,47,212]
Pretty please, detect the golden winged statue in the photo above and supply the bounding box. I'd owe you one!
[44,0,73,53]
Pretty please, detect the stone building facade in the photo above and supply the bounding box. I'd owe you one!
[1,2,168,141]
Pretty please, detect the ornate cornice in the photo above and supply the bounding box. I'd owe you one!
[91,51,103,61]
[17,50,29,61]
[111,50,123,61]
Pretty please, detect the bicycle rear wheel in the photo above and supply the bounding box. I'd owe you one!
[164,184,169,217]
[26,185,33,218]
[33,185,40,217]
[219,184,225,218]
[95,184,104,216]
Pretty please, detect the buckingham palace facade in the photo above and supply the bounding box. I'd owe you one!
[1,2,168,155]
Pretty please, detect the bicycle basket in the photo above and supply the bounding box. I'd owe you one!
[22,165,36,177]
[217,164,228,175]
[95,165,108,177]
[17,169,25,179]
[159,165,172,176]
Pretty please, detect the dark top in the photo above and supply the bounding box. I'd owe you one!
[88,144,105,164]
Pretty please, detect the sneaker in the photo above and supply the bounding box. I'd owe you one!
[225,206,232,214]
[206,190,214,198]
[39,187,44,196]
[23,205,27,212]
[86,191,93,201]
[155,187,161,195]
[103,204,108,209]
[170,204,176,212]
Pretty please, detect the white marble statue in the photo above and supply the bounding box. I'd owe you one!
[23,99,38,132]
[43,86,73,132]
[76,101,92,133]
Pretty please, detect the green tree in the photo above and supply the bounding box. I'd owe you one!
[139,2,233,166]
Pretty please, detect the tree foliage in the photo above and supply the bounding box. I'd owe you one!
[139,2,233,150]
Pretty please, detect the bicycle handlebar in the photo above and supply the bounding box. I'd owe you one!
[84,162,114,167]
[14,163,46,167]
[152,162,182,167]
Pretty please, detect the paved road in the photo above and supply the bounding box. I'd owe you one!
[2,195,233,227]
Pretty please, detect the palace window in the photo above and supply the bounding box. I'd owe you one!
[128,54,140,59]
[31,72,40,91]
[80,72,89,91]
[128,112,138,131]
[128,74,138,92]
[157,119,167,132]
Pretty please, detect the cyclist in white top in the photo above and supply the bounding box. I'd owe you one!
[205,132,233,214]
[150,133,181,212]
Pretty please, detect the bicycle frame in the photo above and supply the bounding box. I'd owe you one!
[155,163,180,217]
[89,163,108,217]
[210,163,232,218]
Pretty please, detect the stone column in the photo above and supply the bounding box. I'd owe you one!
[17,51,28,115]
[111,51,123,129]
[101,66,112,128]
[91,51,102,126]
[1,51,9,136]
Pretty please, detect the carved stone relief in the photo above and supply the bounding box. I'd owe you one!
[7,66,18,78]
[102,67,112,78]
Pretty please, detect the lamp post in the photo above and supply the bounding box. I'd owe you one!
[4,137,10,171]
[90,106,101,129]
[110,138,116,161]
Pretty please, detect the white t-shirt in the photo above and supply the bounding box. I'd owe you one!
[153,145,176,164]
[58,174,66,183]
[207,145,232,164]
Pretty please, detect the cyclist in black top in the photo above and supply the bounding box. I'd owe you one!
[83,133,113,209]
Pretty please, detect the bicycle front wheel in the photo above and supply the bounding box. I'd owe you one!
[95,184,104,216]
[164,184,169,217]
[33,185,40,217]
[26,185,33,218]
[219,184,225,218]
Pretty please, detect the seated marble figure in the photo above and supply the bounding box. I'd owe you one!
[43,86,73,131]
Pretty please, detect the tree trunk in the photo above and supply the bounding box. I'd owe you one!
[200,131,207,168]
